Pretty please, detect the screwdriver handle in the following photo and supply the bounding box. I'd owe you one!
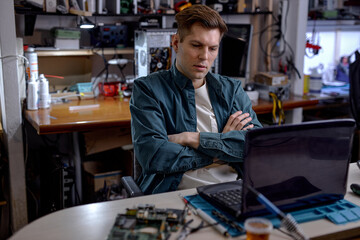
[350,183,360,196]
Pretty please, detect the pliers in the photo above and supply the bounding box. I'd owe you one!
[269,92,285,125]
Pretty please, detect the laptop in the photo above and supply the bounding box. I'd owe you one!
[197,119,356,219]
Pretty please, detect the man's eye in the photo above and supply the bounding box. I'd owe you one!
[192,44,201,48]
[210,47,218,51]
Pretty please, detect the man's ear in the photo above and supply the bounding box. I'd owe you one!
[172,34,179,53]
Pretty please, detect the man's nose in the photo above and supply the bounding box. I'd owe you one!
[199,48,209,60]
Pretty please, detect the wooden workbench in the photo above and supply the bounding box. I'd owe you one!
[24,95,319,135]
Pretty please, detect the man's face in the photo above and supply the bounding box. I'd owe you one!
[172,22,221,88]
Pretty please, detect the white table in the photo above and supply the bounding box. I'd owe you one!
[10,163,360,240]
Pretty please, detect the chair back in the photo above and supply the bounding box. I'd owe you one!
[350,50,360,128]
[132,152,142,181]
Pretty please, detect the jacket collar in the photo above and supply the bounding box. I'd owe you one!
[170,63,223,96]
[170,63,191,90]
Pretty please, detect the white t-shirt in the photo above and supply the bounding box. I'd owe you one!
[177,81,238,190]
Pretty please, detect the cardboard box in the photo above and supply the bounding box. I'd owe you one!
[82,128,132,155]
[237,0,245,12]
[83,160,123,202]
[254,72,288,86]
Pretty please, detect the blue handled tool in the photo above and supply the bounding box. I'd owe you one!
[246,184,309,240]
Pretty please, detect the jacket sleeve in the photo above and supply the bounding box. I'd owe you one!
[130,79,213,175]
[196,84,262,162]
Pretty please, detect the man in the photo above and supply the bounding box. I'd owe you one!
[130,5,262,194]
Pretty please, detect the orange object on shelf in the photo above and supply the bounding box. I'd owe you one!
[98,82,121,97]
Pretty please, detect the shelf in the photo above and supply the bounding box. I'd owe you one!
[15,8,272,17]
[307,19,360,31]
[36,48,134,57]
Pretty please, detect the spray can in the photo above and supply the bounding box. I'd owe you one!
[27,75,39,110]
[38,74,50,109]
[24,46,39,80]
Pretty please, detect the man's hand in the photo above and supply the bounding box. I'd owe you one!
[168,132,200,149]
[222,110,254,133]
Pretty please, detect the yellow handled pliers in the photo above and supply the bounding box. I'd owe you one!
[269,92,285,125]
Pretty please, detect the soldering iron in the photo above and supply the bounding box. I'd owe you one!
[246,184,309,240]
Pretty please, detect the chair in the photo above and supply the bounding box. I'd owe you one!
[349,50,360,128]
[121,176,143,197]
[120,152,144,197]
[349,50,360,162]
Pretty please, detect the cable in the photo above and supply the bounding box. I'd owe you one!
[0,55,29,68]
[91,46,112,95]
[1,54,30,95]
[256,0,301,78]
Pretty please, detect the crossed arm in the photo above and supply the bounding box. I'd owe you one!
[168,110,254,149]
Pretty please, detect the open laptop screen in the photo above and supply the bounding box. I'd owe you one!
[242,119,356,216]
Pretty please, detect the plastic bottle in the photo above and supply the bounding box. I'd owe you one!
[38,74,50,109]
[24,46,39,80]
[309,65,323,95]
[27,75,39,110]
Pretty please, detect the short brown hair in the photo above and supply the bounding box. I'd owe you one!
[175,5,228,42]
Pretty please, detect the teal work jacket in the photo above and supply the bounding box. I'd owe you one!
[130,65,262,194]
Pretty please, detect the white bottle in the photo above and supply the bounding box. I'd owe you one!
[38,74,50,109]
[24,47,39,80]
[309,65,323,95]
[27,75,39,110]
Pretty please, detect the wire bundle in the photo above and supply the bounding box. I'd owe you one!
[256,0,301,79]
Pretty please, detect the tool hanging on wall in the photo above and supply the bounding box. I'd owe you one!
[269,92,285,125]
[305,19,322,58]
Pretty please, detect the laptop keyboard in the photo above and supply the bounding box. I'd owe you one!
[197,180,243,218]
[210,189,242,206]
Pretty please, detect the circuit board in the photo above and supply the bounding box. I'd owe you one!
[107,204,186,240]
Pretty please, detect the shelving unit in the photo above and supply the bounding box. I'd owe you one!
[36,48,134,57]
[15,7,273,37]
[22,7,274,86]
[307,19,360,31]
[15,8,272,17]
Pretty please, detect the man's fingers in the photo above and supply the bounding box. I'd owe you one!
[242,124,254,131]
[227,111,243,124]
[223,111,243,133]
[231,113,250,128]
[235,116,252,130]
[223,111,253,133]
